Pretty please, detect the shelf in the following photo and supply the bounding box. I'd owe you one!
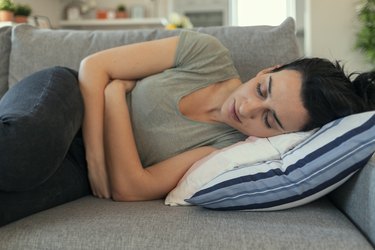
[59,18,168,30]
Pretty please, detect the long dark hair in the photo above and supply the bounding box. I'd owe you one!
[273,58,375,131]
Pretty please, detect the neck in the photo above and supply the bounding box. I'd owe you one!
[205,78,242,122]
[179,78,242,124]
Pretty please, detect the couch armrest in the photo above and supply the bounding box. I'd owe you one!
[329,153,375,246]
[0,26,11,99]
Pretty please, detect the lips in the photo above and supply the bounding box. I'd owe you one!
[230,99,241,123]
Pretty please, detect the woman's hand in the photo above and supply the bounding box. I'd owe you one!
[88,166,111,199]
[106,79,136,94]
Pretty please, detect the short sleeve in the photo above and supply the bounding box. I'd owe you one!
[173,31,239,78]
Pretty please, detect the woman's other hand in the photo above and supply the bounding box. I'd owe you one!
[88,166,111,199]
[106,79,136,94]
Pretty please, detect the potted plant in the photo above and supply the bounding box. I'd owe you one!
[14,3,32,23]
[356,0,375,66]
[0,0,15,22]
[116,4,128,18]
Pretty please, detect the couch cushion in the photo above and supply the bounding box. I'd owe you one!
[0,197,372,249]
[0,26,11,98]
[8,17,299,87]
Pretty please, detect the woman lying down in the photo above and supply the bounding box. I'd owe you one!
[0,30,374,226]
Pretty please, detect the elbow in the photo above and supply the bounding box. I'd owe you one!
[111,191,128,202]
[109,169,154,202]
[79,54,97,71]
[111,189,143,202]
[79,54,108,78]
[78,56,95,81]
[78,57,92,86]
[79,56,91,74]
[78,55,110,91]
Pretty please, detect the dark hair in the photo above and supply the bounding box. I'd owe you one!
[273,58,375,131]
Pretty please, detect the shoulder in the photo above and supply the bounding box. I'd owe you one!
[178,30,227,51]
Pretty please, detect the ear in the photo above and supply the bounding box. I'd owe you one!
[256,65,281,77]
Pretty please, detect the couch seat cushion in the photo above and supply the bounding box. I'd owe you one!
[0,196,372,249]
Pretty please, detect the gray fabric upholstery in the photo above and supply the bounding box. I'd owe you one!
[0,197,372,250]
[8,17,300,87]
[330,154,375,246]
[0,26,11,99]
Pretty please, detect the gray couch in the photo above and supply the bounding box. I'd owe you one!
[0,18,374,249]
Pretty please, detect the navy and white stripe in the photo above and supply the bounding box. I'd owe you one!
[186,111,375,211]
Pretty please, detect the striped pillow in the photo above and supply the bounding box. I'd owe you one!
[186,111,375,211]
[165,131,313,206]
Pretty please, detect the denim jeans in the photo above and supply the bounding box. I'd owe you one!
[0,67,91,226]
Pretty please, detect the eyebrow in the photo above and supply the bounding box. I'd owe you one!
[268,76,285,130]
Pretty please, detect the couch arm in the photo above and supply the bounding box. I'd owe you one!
[0,26,11,99]
[329,153,375,246]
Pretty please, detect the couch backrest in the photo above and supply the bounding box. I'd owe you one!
[7,17,300,88]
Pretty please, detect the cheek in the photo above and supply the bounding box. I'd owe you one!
[237,80,254,94]
[239,119,263,136]
[243,82,256,95]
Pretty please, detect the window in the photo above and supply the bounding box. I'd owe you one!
[233,0,293,26]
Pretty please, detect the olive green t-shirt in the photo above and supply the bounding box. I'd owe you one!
[127,30,247,167]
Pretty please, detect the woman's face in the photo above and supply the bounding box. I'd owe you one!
[221,69,309,137]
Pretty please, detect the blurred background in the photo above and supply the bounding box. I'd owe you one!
[0,0,373,73]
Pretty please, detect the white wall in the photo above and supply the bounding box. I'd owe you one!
[304,0,372,73]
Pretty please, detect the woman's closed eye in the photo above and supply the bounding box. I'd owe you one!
[263,112,272,129]
[256,83,263,97]
[256,83,267,98]
[256,83,272,129]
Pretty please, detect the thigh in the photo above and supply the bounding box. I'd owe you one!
[0,140,91,226]
[0,67,83,192]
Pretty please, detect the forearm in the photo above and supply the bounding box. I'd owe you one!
[79,58,109,165]
[80,83,106,168]
[103,83,144,200]
[79,58,111,197]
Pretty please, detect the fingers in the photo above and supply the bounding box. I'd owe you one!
[107,79,136,93]
[123,80,136,93]
[92,187,111,199]
[88,174,111,199]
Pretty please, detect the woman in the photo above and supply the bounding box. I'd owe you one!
[0,31,374,225]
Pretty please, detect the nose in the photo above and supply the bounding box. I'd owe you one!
[238,99,263,119]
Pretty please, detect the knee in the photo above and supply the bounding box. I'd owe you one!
[0,67,83,192]
[49,66,84,125]
[1,66,84,130]
[47,66,81,101]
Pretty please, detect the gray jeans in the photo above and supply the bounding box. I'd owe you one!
[0,67,91,226]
